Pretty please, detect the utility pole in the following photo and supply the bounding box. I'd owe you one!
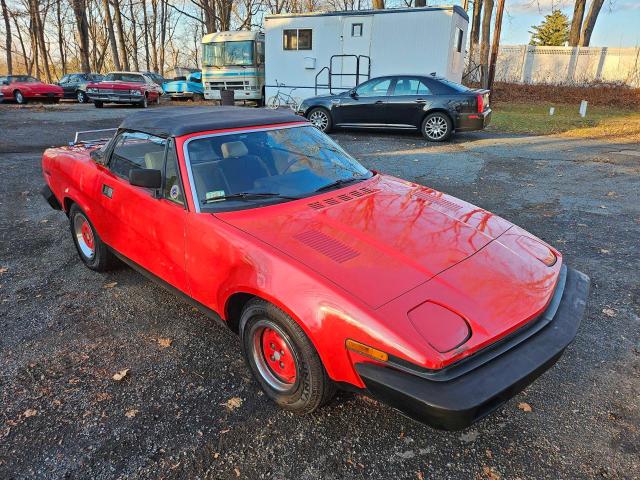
[462,0,469,10]
[487,0,505,91]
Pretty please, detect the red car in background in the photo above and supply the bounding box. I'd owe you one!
[86,71,163,108]
[0,75,63,104]
[40,107,590,430]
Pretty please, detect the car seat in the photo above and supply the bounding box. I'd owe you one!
[218,141,270,192]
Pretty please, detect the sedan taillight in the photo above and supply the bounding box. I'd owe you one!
[477,94,484,113]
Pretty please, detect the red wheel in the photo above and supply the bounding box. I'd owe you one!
[75,213,96,259]
[240,299,336,413]
[257,324,298,387]
[68,204,116,271]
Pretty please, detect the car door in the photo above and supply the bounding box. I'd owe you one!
[333,77,392,126]
[386,77,434,128]
[59,75,73,98]
[96,131,189,293]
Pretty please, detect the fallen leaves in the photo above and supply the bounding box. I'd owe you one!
[103,282,118,289]
[416,472,425,480]
[602,308,616,317]
[0,267,7,274]
[600,249,610,254]
[234,467,240,477]
[23,409,37,418]
[223,397,242,411]
[125,409,139,418]
[482,465,501,480]
[112,369,130,381]
[157,337,172,348]
[518,402,533,412]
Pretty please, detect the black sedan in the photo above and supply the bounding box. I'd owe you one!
[298,75,491,142]
[58,73,103,103]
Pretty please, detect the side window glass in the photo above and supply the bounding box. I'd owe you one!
[417,80,431,95]
[357,78,391,97]
[392,78,418,96]
[110,132,166,180]
[163,141,184,205]
[60,75,70,84]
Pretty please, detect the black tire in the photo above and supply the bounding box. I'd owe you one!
[139,95,148,108]
[94,101,103,108]
[240,299,336,414]
[421,112,453,142]
[192,93,204,102]
[68,204,115,271]
[14,90,26,104]
[307,107,333,133]
[52,98,60,104]
[76,90,88,103]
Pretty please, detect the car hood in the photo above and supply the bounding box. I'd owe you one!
[218,174,514,309]
[89,81,143,90]
[15,82,62,93]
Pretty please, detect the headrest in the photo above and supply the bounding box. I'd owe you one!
[144,150,164,170]
[221,141,248,159]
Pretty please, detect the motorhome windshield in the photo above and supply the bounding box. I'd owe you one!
[203,41,254,67]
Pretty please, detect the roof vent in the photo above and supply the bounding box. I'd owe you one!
[294,230,360,263]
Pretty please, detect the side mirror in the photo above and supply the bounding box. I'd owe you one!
[90,149,108,165]
[1,81,8,86]
[129,168,162,189]
[349,89,358,99]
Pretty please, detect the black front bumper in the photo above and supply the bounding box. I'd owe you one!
[41,185,62,210]
[356,266,590,430]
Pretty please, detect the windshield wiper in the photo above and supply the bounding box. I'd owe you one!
[314,176,368,193]
[203,192,300,204]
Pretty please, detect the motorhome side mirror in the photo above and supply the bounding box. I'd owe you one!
[349,89,358,98]
[129,168,162,189]
[90,149,108,165]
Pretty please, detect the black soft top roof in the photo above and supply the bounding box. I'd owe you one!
[118,106,306,138]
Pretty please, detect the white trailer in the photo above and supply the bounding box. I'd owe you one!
[264,6,468,102]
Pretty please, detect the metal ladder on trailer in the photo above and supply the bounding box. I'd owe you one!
[315,54,371,95]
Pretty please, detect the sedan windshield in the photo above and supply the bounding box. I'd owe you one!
[186,125,372,211]
[203,41,254,67]
[8,75,40,83]
[103,73,144,83]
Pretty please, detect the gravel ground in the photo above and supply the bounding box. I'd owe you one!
[0,102,638,480]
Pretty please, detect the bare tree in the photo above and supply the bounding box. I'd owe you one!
[569,0,586,47]
[102,0,121,69]
[56,0,66,74]
[580,0,604,47]
[372,0,384,9]
[129,0,140,71]
[479,0,493,88]
[29,0,52,82]
[112,0,130,70]
[1,0,12,75]
[468,0,482,65]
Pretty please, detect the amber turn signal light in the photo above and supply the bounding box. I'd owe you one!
[346,339,389,362]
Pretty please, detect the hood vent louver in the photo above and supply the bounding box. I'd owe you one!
[413,189,462,211]
[307,186,378,210]
[294,230,360,263]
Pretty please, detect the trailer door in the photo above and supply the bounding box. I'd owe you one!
[338,15,373,89]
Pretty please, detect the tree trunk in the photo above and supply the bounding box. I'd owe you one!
[56,0,66,75]
[112,0,130,70]
[580,0,604,47]
[0,0,11,75]
[479,0,493,88]
[142,0,151,70]
[371,0,384,9]
[151,0,158,71]
[30,0,52,82]
[12,14,29,74]
[468,0,483,66]
[102,0,121,70]
[129,0,140,71]
[569,0,586,47]
[159,0,166,75]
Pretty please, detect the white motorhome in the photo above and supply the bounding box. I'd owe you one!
[264,6,468,102]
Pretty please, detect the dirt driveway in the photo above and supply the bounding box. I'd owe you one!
[1,103,638,479]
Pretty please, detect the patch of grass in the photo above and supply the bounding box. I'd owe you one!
[489,102,640,140]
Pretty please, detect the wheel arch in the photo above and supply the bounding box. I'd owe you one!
[421,108,455,127]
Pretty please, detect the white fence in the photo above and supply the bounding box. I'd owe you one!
[469,45,640,87]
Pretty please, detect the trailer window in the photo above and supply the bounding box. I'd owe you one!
[351,23,363,37]
[455,28,464,53]
[283,29,312,50]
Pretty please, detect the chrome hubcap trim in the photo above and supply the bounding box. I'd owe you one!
[73,214,95,259]
[309,111,328,130]
[425,116,447,139]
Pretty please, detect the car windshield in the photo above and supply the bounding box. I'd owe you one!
[186,125,372,211]
[203,40,254,67]
[9,75,40,83]
[103,73,144,83]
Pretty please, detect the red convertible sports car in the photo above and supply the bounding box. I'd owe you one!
[41,107,590,430]
[0,75,63,104]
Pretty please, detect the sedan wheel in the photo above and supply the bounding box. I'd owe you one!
[308,108,332,133]
[14,90,26,104]
[422,112,452,142]
[76,90,87,103]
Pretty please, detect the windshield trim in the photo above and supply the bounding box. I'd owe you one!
[183,123,311,213]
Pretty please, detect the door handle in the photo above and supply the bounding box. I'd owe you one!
[415,99,427,104]
[102,184,113,198]
[374,100,384,104]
